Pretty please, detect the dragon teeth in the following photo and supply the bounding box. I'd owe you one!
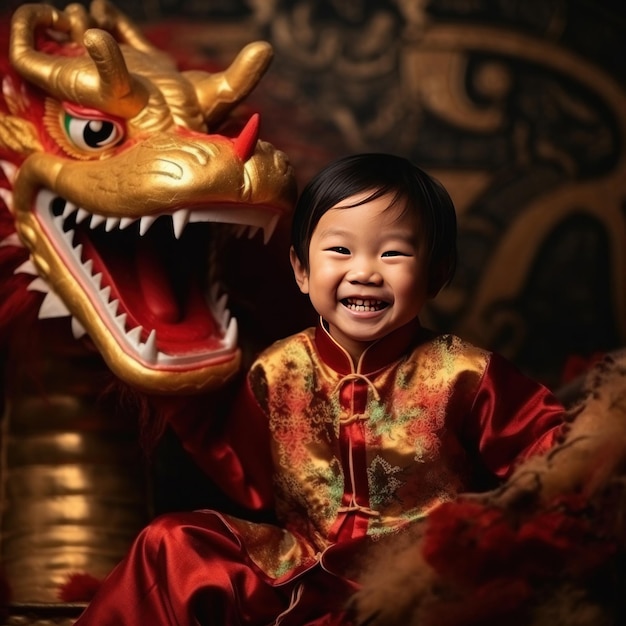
[41,191,280,244]
[223,317,237,350]
[27,277,50,293]
[38,289,71,319]
[139,215,157,235]
[140,329,158,362]
[0,233,22,248]
[90,214,106,228]
[71,316,87,339]
[75,208,90,223]
[0,187,14,212]
[126,326,142,344]
[264,214,279,244]
[100,285,112,301]
[0,160,17,185]
[105,216,121,232]
[172,210,190,239]
[115,312,128,331]
[107,298,119,316]
[91,271,102,290]
[14,259,38,275]
[207,287,233,333]
[62,201,77,219]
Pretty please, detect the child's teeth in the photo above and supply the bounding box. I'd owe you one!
[346,298,384,312]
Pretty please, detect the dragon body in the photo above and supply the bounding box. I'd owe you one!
[0,0,296,603]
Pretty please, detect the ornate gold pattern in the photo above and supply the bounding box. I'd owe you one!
[250,328,489,552]
[414,26,626,359]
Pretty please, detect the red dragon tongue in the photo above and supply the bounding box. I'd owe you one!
[135,236,180,324]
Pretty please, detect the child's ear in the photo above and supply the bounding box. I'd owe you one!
[290,247,310,294]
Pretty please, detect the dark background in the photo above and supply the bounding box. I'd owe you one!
[54,0,625,389]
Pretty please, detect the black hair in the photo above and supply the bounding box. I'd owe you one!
[291,153,457,296]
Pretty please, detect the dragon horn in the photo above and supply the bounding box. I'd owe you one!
[186,41,274,127]
[90,0,175,66]
[9,4,148,119]
[82,29,150,117]
[64,3,94,41]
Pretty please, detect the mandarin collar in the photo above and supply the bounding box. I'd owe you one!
[314,317,426,376]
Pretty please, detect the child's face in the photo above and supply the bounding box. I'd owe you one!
[291,191,429,363]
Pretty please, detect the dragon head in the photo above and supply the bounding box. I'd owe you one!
[0,1,297,394]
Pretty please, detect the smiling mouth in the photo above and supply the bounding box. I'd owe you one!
[342,298,388,312]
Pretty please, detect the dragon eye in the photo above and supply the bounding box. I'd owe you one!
[64,114,124,151]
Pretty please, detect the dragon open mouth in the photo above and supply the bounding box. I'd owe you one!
[34,188,280,368]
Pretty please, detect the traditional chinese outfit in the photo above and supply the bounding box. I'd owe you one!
[75,320,564,626]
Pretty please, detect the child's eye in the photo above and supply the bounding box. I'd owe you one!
[327,246,350,255]
[382,250,410,257]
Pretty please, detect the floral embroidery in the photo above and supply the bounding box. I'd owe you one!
[367,455,404,507]
[274,460,343,538]
[395,367,412,389]
[367,400,424,439]
[367,401,391,435]
[320,458,344,518]
[413,432,442,463]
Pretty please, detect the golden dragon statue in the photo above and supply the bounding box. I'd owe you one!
[0,0,296,607]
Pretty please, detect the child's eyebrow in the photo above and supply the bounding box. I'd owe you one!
[316,227,352,239]
[377,230,420,246]
[386,231,417,242]
[318,227,417,240]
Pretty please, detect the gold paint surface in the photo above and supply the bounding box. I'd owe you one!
[1,327,150,603]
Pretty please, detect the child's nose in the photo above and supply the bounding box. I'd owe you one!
[348,263,383,285]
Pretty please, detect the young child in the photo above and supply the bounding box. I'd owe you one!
[74,154,565,625]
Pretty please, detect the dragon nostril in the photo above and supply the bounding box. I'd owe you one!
[232,113,260,162]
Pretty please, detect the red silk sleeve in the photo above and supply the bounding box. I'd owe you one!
[466,352,565,479]
[163,378,275,512]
